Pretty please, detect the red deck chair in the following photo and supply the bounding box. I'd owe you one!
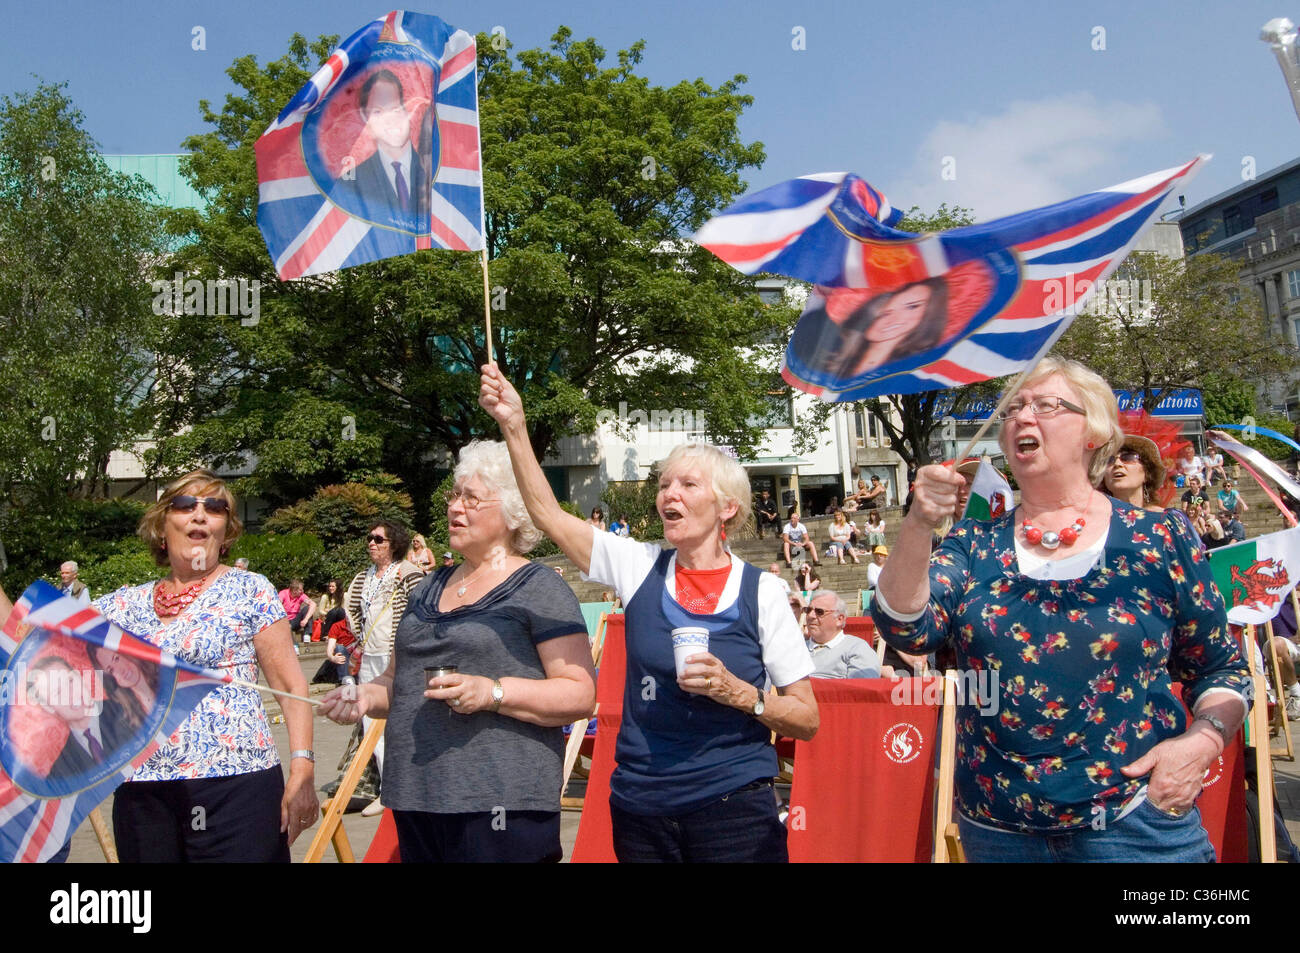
[843,616,875,640]
[787,677,942,862]
[571,614,626,862]
[1170,682,1249,862]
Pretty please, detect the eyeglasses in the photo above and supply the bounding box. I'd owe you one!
[367,534,390,545]
[998,396,1085,420]
[169,495,230,515]
[807,607,835,617]
[1108,450,1142,466]
[447,488,501,511]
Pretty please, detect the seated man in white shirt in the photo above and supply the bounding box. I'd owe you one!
[782,510,820,567]
[804,591,880,679]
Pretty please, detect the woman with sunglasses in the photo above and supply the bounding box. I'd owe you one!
[873,357,1249,862]
[342,519,425,814]
[479,364,816,863]
[82,469,316,861]
[1102,435,1168,514]
[320,441,596,861]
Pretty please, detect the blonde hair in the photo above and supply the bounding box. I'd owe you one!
[657,443,753,534]
[453,440,543,554]
[999,356,1122,487]
[139,469,243,566]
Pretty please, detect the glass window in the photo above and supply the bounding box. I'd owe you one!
[1288,270,1300,300]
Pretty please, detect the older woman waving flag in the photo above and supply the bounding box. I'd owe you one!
[872,357,1250,862]
[480,364,817,863]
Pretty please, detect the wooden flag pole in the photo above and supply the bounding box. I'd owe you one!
[481,247,494,364]
[227,678,321,708]
[1265,619,1295,760]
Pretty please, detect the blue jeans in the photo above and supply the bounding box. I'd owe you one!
[610,780,788,863]
[957,800,1217,863]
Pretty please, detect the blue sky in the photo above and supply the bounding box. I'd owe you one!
[4,0,1299,220]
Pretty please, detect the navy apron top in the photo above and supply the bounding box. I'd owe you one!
[610,550,777,815]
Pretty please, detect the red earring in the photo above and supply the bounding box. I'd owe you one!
[1086,441,1096,449]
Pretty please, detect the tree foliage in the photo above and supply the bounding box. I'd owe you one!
[0,83,166,510]
[147,29,785,524]
[1055,251,1297,409]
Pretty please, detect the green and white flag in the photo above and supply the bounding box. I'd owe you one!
[963,459,1014,521]
[1207,525,1300,625]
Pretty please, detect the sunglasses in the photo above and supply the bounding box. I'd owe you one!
[367,534,390,545]
[169,495,230,515]
[807,607,834,617]
[1108,450,1142,466]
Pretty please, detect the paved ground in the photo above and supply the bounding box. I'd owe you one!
[62,646,1300,862]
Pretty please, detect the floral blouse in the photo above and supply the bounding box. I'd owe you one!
[93,569,285,781]
[872,499,1250,833]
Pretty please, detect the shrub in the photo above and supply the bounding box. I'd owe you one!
[227,533,326,590]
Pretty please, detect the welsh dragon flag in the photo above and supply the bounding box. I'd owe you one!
[1207,526,1300,625]
[962,459,1013,521]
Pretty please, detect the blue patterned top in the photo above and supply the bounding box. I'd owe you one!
[93,569,286,781]
[871,499,1251,833]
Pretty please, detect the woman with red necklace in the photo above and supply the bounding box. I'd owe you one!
[88,469,316,861]
[480,364,818,862]
[873,357,1250,862]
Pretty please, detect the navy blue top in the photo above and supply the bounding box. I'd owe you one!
[611,551,776,815]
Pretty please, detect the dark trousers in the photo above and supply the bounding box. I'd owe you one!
[111,766,290,863]
[392,809,562,863]
[610,780,788,863]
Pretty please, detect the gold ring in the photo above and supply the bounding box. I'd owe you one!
[706,677,712,688]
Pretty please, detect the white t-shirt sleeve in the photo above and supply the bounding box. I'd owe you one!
[756,573,815,687]
[582,531,663,605]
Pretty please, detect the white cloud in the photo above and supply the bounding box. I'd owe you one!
[891,93,1167,220]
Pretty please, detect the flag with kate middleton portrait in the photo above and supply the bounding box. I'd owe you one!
[0,582,230,862]
[256,11,483,280]
[693,157,1206,402]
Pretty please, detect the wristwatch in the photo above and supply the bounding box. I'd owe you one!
[490,679,505,713]
[289,749,315,763]
[1193,713,1228,742]
[750,688,765,717]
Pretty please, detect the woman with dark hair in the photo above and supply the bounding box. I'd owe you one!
[832,278,949,379]
[344,519,424,813]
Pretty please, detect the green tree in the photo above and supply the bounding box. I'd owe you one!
[0,83,166,509]
[1055,251,1297,410]
[791,204,1003,468]
[148,29,785,524]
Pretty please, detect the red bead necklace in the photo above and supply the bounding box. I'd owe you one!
[154,571,216,617]
[1020,515,1086,550]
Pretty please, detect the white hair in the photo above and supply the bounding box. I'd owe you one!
[61,561,78,572]
[657,443,753,533]
[454,440,543,554]
[812,589,848,619]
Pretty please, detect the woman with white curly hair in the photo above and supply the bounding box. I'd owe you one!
[320,440,596,862]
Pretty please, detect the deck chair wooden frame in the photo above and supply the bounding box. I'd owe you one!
[932,671,959,862]
[1265,619,1295,761]
[560,612,610,809]
[89,806,117,862]
[1246,625,1279,863]
[303,717,385,863]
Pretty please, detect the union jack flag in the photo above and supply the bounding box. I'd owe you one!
[693,157,1205,400]
[256,11,483,280]
[0,582,229,862]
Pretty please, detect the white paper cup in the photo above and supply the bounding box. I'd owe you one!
[671,626,710,678]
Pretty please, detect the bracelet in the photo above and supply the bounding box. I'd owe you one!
[289,749,315,763]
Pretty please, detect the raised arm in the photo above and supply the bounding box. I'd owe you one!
[480,364,595,574]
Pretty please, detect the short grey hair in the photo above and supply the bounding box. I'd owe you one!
[812,589,848,619]
[454,439,543,554]
[234,557,250,569]
[61,561,78,572]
